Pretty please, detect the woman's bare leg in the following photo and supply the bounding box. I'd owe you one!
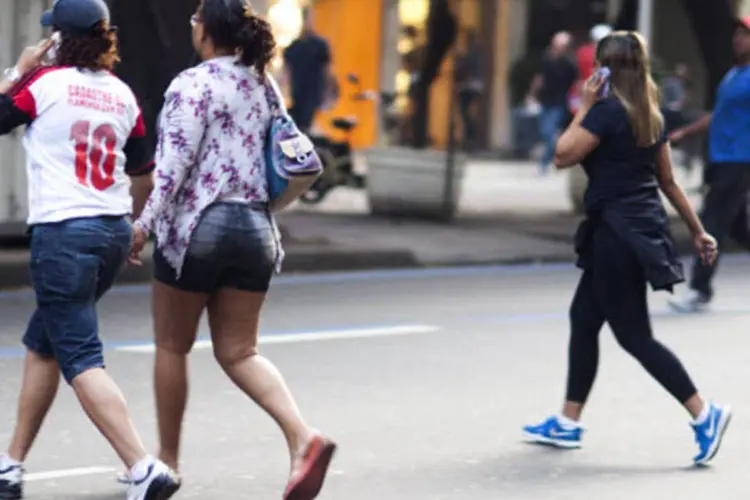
[206,289,312,461]
[6,350,60,462]
[152,281,208,471]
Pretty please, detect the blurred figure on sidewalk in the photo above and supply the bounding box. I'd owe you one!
[283,7,332,132]
[662,63,689,128]
[537,31,578,174]
[400,25,426,144]
[662,63,699,173]
[568,24,612,116]
[668,17,750,312]
[512,74,543,158]
[454,29,484,151]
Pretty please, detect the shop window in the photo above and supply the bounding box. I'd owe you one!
[387,0,488,150]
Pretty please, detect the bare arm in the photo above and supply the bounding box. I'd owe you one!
[0,79,14,94]
[554,104,600,168]
[672,112,712,140]
[129,172,154,220]
[655,142,704,236]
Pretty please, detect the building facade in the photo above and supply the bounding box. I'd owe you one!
[263,0,739,154]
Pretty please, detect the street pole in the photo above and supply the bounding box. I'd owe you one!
[637,0,653,46]
[441,5,459,222]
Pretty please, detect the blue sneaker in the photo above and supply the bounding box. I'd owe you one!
[523,416,583,449]
[692,403,732,465]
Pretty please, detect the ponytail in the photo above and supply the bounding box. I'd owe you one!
[236,11,276,76]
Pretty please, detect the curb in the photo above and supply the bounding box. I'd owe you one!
[0,234,739,291]
[0,246,422,291]
[0,247,575,291]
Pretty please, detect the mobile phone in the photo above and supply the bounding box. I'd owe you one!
[46,32,61,63]
[597,66,611,97]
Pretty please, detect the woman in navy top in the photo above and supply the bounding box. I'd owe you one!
[522,31,732,465]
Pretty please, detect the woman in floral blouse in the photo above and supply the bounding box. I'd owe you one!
[128,0,336,497]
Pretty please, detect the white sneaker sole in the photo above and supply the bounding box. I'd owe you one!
[694,406,732,466]
[667,299,709,314]
[523,432,582,449]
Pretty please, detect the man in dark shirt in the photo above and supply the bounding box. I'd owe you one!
[537,31,578,174]
[283,7,331,132]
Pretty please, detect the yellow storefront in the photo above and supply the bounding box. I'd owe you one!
[266,0,506,151]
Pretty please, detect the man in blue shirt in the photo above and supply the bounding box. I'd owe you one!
[669,16,750,312]
[283,7,332,132]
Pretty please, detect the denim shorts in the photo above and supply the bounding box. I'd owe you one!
[153,202,280,294]
[23,216,131,384]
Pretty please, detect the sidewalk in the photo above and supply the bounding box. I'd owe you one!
[276,158,705,265]
[0,160,712,289]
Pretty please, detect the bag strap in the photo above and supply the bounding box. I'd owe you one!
[263,74,286,115]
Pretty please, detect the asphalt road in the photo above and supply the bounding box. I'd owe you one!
[0,257,749,499]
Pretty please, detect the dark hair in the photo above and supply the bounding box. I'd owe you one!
[201,0,276,76]
[55,21,120,71]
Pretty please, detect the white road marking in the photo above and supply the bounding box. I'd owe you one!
[26,466,115,482]
[116,324,441,354]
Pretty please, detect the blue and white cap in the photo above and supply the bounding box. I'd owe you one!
[40,0,110,34]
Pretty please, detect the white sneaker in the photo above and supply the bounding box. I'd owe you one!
[668,289,710,313]
[126,459,180,500]
[0,455,23,500]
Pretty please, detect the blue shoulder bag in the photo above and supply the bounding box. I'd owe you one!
[263,75,323,210]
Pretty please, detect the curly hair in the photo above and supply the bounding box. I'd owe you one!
[55,22,121,71]
[200,0,277,77]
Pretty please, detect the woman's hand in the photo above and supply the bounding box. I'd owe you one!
[581,72,605,110]
[129,226,148,266]
[16,38,55,76]
[694,231,718,266]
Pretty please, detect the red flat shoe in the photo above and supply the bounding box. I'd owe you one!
[283,435,337,500]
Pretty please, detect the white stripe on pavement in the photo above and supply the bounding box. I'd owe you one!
[26,466,115,482]
[116,324,441,354]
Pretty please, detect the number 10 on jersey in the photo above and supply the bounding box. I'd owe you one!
[70,120,118,191]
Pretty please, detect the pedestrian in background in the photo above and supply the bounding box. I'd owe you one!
[662,63,700,173]
[282,7,333,133]
[523,31,731,466]
[661,63,689,130]
[128,1,336,498]
[0,0,180,499]
[537,31,578,175]
[567,24,612,116]
[668,16,750,313]
[455,29,484,150]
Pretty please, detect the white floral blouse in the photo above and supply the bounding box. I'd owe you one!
[134,56,279,278]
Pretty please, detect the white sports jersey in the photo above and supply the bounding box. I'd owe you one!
[9,66,146,225]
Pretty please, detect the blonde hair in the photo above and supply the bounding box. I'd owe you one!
[596,31,663,147]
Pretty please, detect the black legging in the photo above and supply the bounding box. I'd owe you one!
[566,224,698,404]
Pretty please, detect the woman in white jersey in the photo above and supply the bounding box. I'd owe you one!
[0,1,179,499]
[129,1,336,498]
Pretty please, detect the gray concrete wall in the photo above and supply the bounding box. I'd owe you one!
[0,0,52,228]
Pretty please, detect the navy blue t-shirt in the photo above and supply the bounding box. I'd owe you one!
[709,65,750,164]
[576,98,683,290]
[283,34,331,108]
[579,98,666,214]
